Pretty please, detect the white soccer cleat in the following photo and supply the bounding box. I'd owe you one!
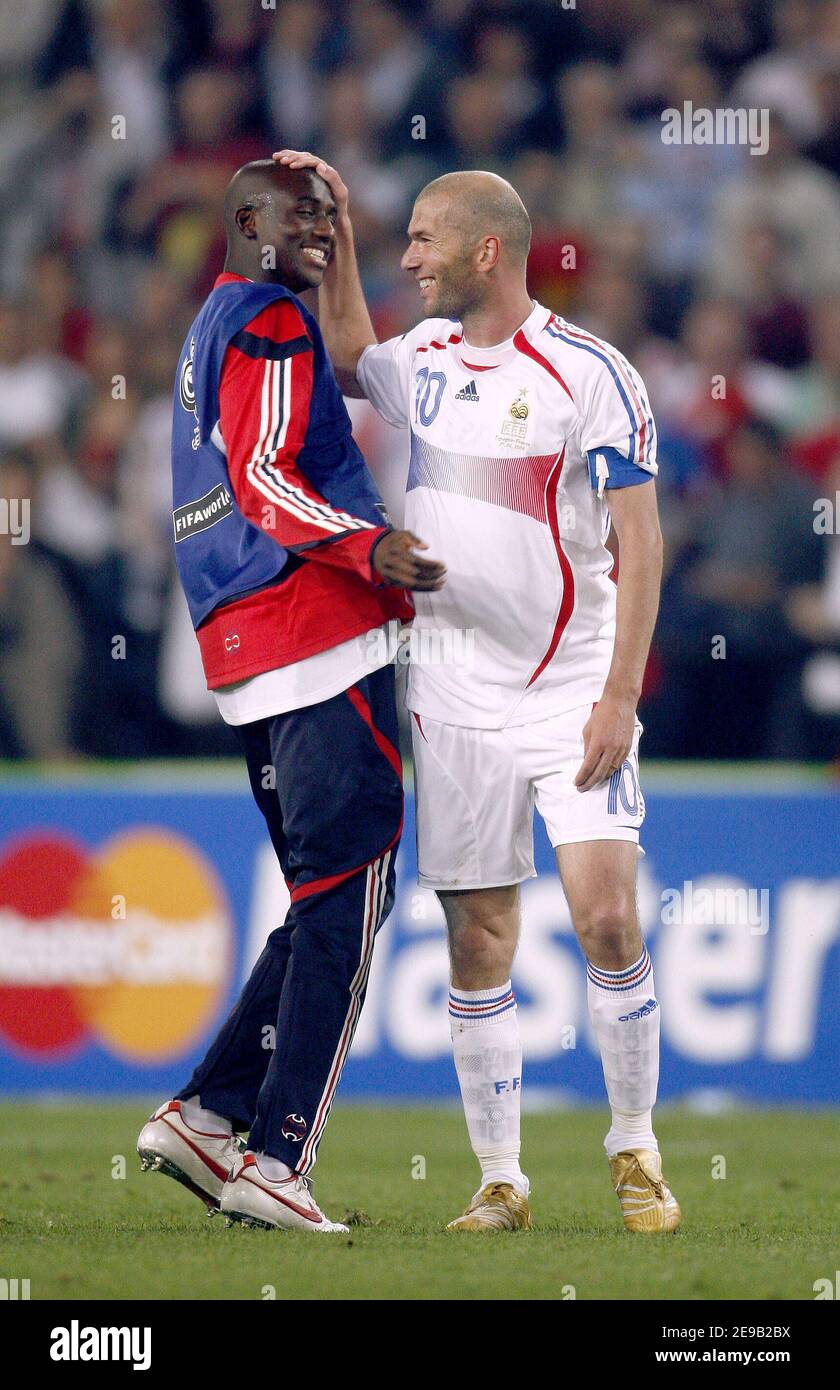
[137,1099,243,1211]
[220,1152,350,1233]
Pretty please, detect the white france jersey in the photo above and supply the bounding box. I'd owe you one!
[357,301,658,729]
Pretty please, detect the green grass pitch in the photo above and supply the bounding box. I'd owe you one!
[1,1103,837,1301]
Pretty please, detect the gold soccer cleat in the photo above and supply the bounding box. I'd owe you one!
[609,1148,681,1233]
[446,1181,532,1232]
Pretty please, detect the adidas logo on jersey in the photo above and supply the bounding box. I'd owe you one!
[455,379,480,401]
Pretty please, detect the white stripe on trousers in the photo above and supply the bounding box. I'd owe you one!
[297,850,391,1174]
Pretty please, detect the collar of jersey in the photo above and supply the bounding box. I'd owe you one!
[214,272,254,288]
[458,300,548,367]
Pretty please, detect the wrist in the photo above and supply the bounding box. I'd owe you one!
[601,682,639,709]
[334,212,354,243]
[369,527,391,585]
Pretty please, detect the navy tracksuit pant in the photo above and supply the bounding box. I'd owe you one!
[176,664,402,1173]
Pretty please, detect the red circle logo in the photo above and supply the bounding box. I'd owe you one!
[0,829,233,1062]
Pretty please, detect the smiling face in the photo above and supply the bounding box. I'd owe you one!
[401,193,486,320]
[235,169,336,292]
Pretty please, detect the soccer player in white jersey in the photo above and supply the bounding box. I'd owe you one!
[274,150,680,1234]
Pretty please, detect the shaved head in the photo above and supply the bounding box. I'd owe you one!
[416,171,531,263]
[222,158,337,290]
[403,169,533,324]
[224,159,331,249]
[223,159,279,238]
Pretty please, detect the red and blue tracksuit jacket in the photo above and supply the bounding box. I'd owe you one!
[171,276,408,1170]
[171,271,412,689]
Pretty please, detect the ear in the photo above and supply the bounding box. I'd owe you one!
[477,235,501,272]
[235,205,258,240]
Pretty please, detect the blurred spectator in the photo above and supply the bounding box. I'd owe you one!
[551,63,630,237]
[0,298,87,448]
[708,111,840,298]
[785,451,840,758]
[0,448,80,758]
[621,58,745,282]
[0,0,61,80]
[348,1,434,130]
[807,64,840,179]
[204,0,266,76]
[732,221,812,369]
[468,20,546,143]
[734,0,824,144]
[642,297,795,470]
[88,0,169,176]
[317,70,411,240]
[29,247,94,364]
[783,295,840,477]
[649,420,824,758]
[261,0,335,150]
[442,73,523,165]
[119,66,262,297]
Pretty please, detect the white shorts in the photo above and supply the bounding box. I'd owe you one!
[410,704,645,891]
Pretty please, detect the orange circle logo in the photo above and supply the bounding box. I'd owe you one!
[0,829,233,1063]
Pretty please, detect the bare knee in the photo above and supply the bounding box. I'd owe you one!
[440,887,519,990]
[557,841,642,969]
[574,896,640,969]
[449,921,506,985]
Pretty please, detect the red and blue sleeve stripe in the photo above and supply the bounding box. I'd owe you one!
[544,317,655,470]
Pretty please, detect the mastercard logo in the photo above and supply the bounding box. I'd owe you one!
[0,829,233,1063]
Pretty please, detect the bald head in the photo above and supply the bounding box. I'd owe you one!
[224,159,276,236]
[224,159,331,243]
[403,169,532,324]
[416,171,531,264]
[222,158,337,290]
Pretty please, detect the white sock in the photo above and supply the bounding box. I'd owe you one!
[251,1151,294,1182]
[181,1095,232,1134]
[586,948,660,1157]
[449,981,528,1195]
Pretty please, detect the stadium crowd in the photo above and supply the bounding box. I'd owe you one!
[1,0,840,762]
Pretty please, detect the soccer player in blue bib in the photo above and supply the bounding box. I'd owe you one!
[137,159,444,1232]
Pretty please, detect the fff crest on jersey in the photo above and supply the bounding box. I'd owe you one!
[496,388,530,450]
[509,387,529,420]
